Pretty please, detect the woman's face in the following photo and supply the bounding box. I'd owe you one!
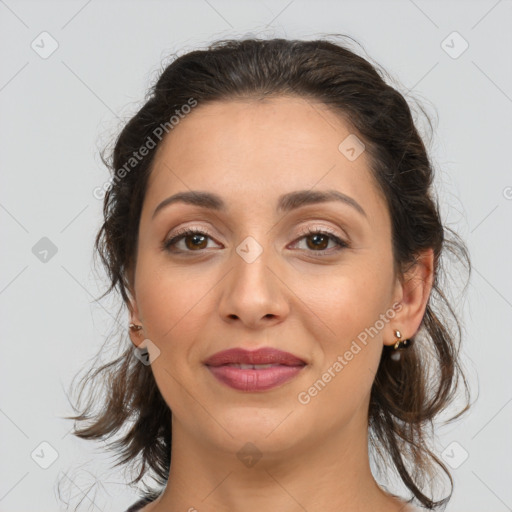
[128,96,418,458]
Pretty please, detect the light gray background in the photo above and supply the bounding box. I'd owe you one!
[1,0,511,511]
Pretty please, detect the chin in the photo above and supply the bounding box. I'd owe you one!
[217,406,307,449]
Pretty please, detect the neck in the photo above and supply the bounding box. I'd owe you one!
[147,411,405,512]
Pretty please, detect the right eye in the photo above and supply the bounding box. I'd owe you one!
[162,228,221,253]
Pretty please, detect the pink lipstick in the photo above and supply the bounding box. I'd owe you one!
[204,347,306,392]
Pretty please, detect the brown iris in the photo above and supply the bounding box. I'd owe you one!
[185,233,208,250]
[182,232,331,251]
[305,233,329,250]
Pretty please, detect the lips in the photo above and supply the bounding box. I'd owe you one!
[203,347,306,367]
[204,347,307,392]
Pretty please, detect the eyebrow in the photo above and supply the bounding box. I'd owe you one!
[152,189,367,219]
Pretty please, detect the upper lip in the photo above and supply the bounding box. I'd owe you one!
[204,347,306,367]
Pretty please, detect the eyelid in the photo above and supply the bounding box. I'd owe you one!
[164,224,345,243]
[162,223,350,256]
[295,224,343,239]
[167,224,217,239]
[162,225,221,251]
[289,225,350,253]
[165,221,347,241]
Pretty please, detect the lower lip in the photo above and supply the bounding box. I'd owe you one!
[206,365,305,391]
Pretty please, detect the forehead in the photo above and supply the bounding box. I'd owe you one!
[143,96,387,222]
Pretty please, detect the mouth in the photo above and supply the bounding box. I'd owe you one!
[204,347,307,392]
[204,347,307,367]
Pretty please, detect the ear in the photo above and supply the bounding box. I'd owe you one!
[127,283,145,349]
[384,247,435,346]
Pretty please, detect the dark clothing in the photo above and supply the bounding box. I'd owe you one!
[125,497,154,512]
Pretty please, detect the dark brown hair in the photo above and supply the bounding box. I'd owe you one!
[63,36,471,509]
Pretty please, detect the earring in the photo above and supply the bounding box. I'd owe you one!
[129,323,142,332]
[393,329,411,350]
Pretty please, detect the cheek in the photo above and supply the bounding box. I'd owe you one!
[293,258,393,344]
[292,259,392,399]
[133,261,219,412]
[135,257,219,339]
[294,271,389,427]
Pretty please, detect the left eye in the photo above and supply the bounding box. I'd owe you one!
[291,230,349,253]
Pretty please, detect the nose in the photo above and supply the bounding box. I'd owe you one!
[218,245,290,330]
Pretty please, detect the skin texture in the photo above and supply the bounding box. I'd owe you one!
[127,96,433,512]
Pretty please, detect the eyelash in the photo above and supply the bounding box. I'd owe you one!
[161,226,350,256]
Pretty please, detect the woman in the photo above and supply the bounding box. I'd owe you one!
[66,36,471,511]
